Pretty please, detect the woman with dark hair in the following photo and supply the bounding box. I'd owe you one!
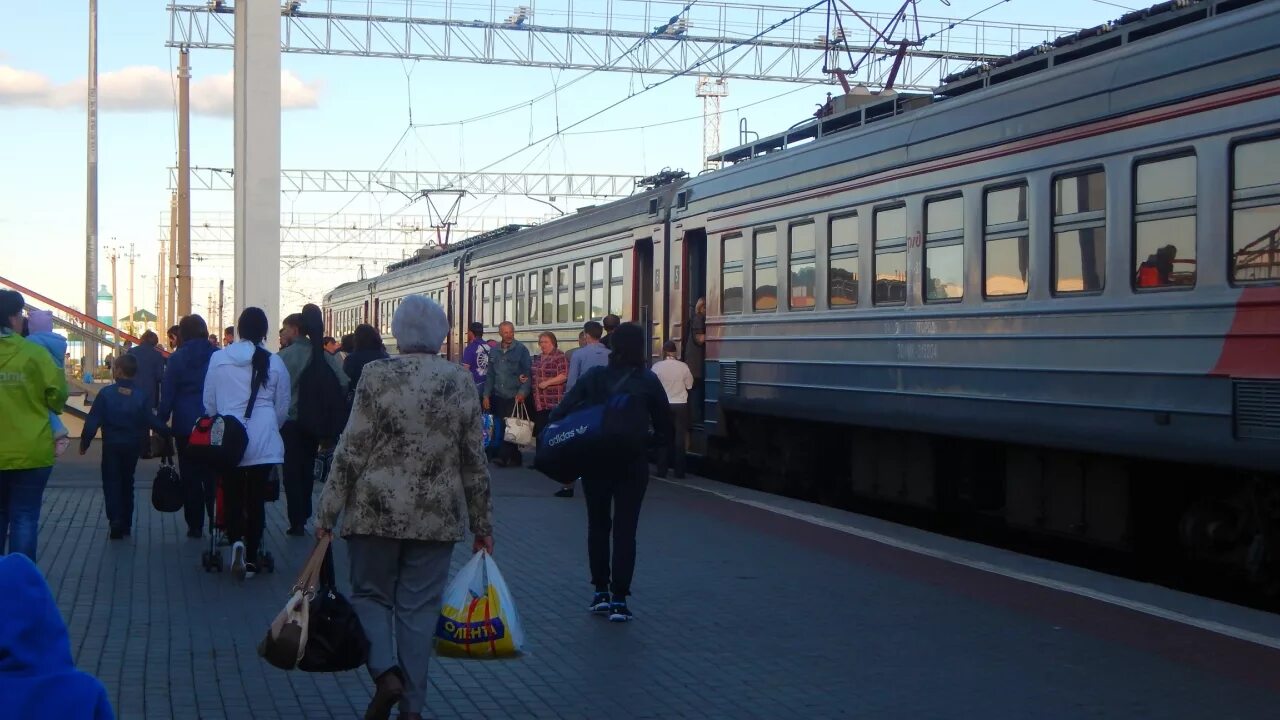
[159,314,220,537]
[549,322,672,622]
[0,290,68,559]
[342,323,390,390]
[203,307,290,579]
[166,325,181,351]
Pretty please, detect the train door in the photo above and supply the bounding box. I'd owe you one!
[634,238,657,363]
[683,229,708,424]
[446,280,456,360]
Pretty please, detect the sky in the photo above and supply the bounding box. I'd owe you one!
[0,0,1122,325]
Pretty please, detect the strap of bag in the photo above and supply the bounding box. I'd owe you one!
[243,347,265,420]
[292,536,332,595]
[607,369,635,397]
[510,402,530,422]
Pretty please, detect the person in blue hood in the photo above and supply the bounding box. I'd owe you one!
[0,553,114,720]
[158,314,219,538]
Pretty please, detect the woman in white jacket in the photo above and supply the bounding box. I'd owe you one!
[203,307,291,580]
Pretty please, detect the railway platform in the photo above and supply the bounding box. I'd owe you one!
[29,448,1280,719]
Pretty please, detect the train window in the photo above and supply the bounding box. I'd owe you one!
[609,255,625,316]
[984,184,1029,297]
[1134,154,1197,289]
[874,206,907,305]
[925,196,964,302]
[753,228,778,312]
[1231,138,1280,283]
[590,259,606,319]
[515,275,525,326]
[829,213,859,307]
[789,222,816,310]
[1053,170,1106,294]
[557,265,569,323]
[491,281,500,327]
[573,262,587,322]
[504,277,514,323]
[722,234,744,315]
[542,269,554,323]
[527,272,538,324]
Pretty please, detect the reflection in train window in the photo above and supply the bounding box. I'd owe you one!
[557,266,569,323]
[722,234,743,315]
[609,255,625,316]
[491,280,500,327]
[504,277,514,324]
[527,272,538,324]
[1134,154,1196,289]
[1053,170,1106,294]
[591,259,605,319]
[753,228,778,312]
[542,269,554,323]
[829,213,859,307]
[573,262,587,322]
[1232,137,1280,283]
[984,183,1029,297]
[789,222,816,310]
[874,206,906,305]
[925,196,963,302]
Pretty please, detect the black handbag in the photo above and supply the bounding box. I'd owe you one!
[150,455,184,513]
[297,546,370,673]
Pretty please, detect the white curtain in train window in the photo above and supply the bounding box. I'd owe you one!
[1053,170,1107,294]
[1134,154,1197,289]
[1232,137,1280,283]
[984,184,1029,297]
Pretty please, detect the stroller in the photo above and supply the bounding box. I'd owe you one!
[200,467,278,573]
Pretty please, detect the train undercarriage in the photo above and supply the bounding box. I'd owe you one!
[705,410,1280,602]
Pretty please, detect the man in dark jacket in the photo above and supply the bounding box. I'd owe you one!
[126,331,166,410]
[158,315,219,537]
[0,554,115,719]
[482,321,532,467]
[600,314,620,350]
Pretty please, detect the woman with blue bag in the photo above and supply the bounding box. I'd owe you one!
[543,323,671,622]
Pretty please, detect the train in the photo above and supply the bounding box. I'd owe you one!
[327,0,1280,584]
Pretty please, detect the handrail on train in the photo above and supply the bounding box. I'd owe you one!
[0,274,170,357]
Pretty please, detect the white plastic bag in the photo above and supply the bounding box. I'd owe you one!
[433,551,524,658]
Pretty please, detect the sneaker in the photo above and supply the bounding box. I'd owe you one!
[186,528,202,539]
[554,486,574,498]
[589,591,611,613]
[108,528,124,540]
[244,562,258,579]
[230,541,247,580]
[608,601,634,623]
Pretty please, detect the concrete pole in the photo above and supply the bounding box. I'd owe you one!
[157,249,165,335]
[128,243,135,336]
[234,1,281,342]
[86,0,99,365]
[168,192,177,324]
[109,247,117,337]
[177,48,193,316]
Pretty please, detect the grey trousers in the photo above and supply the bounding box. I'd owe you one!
[347,535,455,714]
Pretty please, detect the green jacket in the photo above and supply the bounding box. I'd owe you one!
[0,331,69,470]
[278,337,350,422]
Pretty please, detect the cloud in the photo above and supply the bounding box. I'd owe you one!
[0,65,320,114]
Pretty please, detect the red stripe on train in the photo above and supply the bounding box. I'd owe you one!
[1211,286,1280,379]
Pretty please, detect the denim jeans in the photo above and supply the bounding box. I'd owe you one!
[101,444,140,532]
[0,466,53,559]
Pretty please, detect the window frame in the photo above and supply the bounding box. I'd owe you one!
[590,258,606,319]
[1229,135,1280,285]
[721,233,745,316]
[608,255,625,316]
[923,194,964,304]
[572,261,587,322]
[557,265,569,323]
[828,211,860,308]
[788,220,817,311]
[983,182,1031,299]
[873,204,908,306]
[1132,151,1198,292]
[1051,167,1107,296]
[752,226,779,313]
[515,274,525,326]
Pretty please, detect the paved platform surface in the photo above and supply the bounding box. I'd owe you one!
[23,448,1280,719]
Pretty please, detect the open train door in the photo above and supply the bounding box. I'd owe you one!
[682,228,708,426]
[634,237,657,363]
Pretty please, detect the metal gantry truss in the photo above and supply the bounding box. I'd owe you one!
[167,1,1079,90]
[169,166,641,198]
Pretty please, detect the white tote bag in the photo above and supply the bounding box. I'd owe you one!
[503,401,535,447]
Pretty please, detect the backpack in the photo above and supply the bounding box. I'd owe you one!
[533,370,650,483]
[296,349,348,441]
[187,351,265,472]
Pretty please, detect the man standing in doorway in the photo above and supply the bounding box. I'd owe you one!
[482,321,531,468]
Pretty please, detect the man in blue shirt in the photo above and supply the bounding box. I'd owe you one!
[566,321,609,392]
[483,321,532,467]
[462,321,490,398]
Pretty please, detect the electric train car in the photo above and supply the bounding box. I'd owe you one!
[326,0,1280,580]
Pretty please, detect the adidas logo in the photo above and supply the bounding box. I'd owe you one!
[546,425,590,448]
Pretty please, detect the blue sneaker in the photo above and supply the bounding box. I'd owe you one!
[608,601,634,622]
[589,592,611,613]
